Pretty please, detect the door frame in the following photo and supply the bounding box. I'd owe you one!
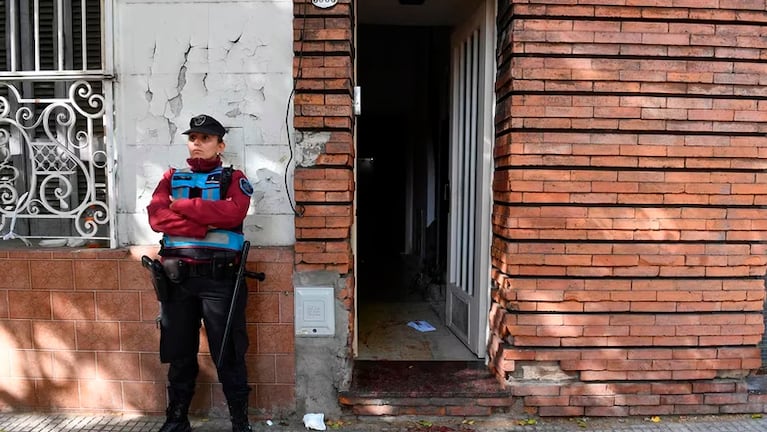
[445,0,496,357]
[350,0,496,359]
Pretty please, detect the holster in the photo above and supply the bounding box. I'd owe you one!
[142,256,170,302]
[161,258,188,284]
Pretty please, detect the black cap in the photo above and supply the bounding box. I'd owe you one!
[182,114,226,137]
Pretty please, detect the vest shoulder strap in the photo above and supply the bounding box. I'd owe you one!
[220,165,234,199]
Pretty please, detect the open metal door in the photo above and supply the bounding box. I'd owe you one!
[446,0,495,357]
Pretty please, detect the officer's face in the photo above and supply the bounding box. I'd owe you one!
[187,132,225,160]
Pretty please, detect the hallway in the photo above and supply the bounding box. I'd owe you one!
[357,301,477,361]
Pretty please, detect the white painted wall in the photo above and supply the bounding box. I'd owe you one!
[113,0,296,247]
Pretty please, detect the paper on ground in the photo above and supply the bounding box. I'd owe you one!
[407,320,436,332]
[302,413,326,431]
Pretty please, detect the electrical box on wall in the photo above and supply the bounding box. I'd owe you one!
[295,287,335,336]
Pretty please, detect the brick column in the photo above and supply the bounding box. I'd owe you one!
[489,0,767,416]
[293,0,355,275]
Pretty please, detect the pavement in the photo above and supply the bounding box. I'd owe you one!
[0,413,766,432]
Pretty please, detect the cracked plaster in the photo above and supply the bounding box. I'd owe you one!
[294,131,331,167]
[115,0,295,246]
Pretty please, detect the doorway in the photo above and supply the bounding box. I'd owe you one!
[355,1,490,359]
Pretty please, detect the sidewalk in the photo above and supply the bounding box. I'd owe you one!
[0,413,765,432]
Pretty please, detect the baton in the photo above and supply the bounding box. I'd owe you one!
[217,241,266,368]
[141,255,153,269]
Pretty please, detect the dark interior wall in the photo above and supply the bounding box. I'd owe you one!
[357,25,449,301]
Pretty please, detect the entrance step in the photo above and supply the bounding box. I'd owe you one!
[339,360,514,416]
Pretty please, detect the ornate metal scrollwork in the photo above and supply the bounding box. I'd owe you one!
[0,80,110,247]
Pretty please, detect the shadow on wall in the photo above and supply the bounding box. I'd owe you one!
[0,245,295,416]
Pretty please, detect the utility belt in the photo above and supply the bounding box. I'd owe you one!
[143,248,241,303]
[159,246,239,262]
[161,256,239,283]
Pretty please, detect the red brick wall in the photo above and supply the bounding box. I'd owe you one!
[489,0,767,416]
[0,246,294,417]
[293,0,355,276]
[292,0,356,334]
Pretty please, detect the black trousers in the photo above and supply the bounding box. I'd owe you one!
[159,274,250,400]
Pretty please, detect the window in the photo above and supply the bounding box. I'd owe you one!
[0,0,113,248]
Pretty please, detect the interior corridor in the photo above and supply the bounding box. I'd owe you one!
[357,300,477,360]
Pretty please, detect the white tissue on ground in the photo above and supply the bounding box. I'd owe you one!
[302,413,326,431]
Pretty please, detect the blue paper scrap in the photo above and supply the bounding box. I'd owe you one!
[407,320,436,332]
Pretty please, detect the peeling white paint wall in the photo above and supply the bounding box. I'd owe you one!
[114,0,296,247]
[294,131,331,167]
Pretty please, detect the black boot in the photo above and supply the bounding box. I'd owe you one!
[158,387,193,432]
[227,396,253,432]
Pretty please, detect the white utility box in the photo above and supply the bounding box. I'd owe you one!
[295,286,335,336]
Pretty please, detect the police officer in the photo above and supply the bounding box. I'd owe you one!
[147,114,254,432]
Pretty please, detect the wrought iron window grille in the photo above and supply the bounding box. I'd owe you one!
[0,0,115,248]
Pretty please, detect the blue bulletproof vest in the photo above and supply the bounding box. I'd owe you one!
[161,166,244,252]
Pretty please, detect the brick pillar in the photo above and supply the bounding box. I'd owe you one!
[293,0,355,275]
[292,0,356,362]
[489,0,767,416]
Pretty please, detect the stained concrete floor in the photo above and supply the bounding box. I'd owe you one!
[357,301,478,361]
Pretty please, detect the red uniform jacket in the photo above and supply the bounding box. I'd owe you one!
[147,162,251,239]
